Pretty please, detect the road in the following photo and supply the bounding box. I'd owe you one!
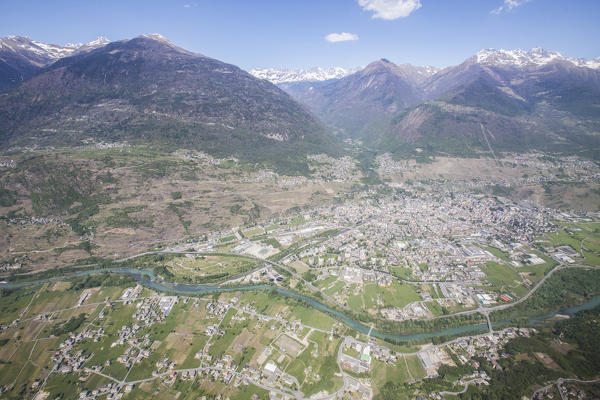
[531,377,600,400]
[440,378,487,397]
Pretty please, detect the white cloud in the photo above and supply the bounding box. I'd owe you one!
[325,32,359,43]
[491,0,532,14]
[183,4,192,8]
[358,0,421,20]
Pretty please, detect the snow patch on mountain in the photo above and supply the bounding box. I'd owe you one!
[413,65,442,76]
[476,47,600,69]
[31,41,78,59]
[83,36,110,48]
[140,33,172,44]
[0,36,110,61]
[249,66,363,84]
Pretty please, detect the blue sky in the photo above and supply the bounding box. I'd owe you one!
[1,0,599,69]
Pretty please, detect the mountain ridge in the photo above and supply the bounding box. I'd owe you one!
[275,48,600,156]
[249,66,362,84]
[2,36,599,162]
[0,35,110,91]
[0,34,337,172]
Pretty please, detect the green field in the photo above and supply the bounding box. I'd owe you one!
[361,282,421,310]
[164,254,259,283]
[485,246,513,263]
[219,235,237,243]
[391,266,417,280]
[543,221,600,266]
[324,281,345,297]
[315,275,337,288]
[243,227,263,237]
[371,359,412,398]
[481,261,523,294]
[381,283,422,308]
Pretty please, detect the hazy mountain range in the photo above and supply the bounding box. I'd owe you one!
[1,34,599,165]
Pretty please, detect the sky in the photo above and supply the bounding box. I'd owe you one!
[1,0,599,70]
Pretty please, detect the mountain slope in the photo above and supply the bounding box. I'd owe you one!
[275,47,600,157]
[0,34,336,171]
[385,49,600,157]
[283,59,438,140]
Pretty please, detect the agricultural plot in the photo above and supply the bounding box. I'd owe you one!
[291,331,343,397]
[242,227,264,237]
[1,280,329,399]
[347,282,421,312]
[289,260,310,274]
[275,335,305,357]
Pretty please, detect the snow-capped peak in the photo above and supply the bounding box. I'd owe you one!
[86,36,110,47]
[414,65,442,76]
[475,47,600,70]
[0,35,110,61]
[140,33,171,44]
[64,36,110,50]
[249,66,362,84]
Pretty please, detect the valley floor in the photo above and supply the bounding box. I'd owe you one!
[1,148,600,399]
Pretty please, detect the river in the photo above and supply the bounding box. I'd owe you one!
[2,267,599,342]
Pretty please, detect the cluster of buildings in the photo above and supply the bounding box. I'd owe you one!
[502,153,600,185]
[133,296,167,325]
[173,149,235,166]
[337,266,392,287]
[120,285,142,304]
[77,382,122,399]
[447,328,536,372]
[307,154,359,181]
[54,328,104,374]
[0,261,22,272]
[0,159,16,168]
[340,336,400,375]
[535,382,595,400]
[233,266,284,285]
[380,302,430,321]
[4,216,67,227]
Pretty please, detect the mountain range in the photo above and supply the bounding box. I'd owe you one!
[280,60,441,139]
[0,34,335,172]
[249,66,362,84]
[389,48,600,157]
[1,34,599,165]
[272,48,600,158]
